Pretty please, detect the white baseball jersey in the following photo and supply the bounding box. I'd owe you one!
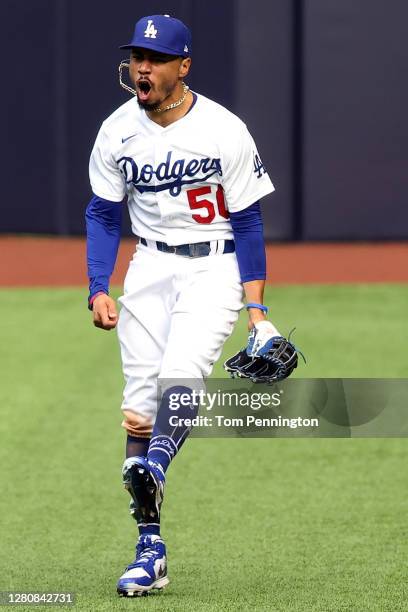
[89,92,274,246]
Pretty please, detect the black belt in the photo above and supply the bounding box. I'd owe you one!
[140,238,235,258]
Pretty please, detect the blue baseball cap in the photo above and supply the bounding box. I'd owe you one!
[120,15,192,57]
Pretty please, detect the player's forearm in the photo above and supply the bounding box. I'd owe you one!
[85,195,123,307]
[243,279,267,324]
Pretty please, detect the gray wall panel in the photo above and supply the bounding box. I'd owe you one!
[235,0,294,239]
[0,0,56,233]
[303,0,408,239]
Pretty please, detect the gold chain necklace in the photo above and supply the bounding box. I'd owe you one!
[152,83,189,114]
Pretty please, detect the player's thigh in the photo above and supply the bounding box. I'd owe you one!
[117,304,169,382]
[159,306,240,381]
[117,244,175,377]
[117,249,175,433]
[160,254,243,380]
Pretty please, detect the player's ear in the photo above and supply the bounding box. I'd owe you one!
[179,57,191,79]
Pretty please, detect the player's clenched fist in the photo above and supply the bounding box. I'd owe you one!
[92,294,118,330]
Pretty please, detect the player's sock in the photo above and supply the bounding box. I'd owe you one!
[126,434,150,458]
[138,523,161,536]
[147,385,199,473]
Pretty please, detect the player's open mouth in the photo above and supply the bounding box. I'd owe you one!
[137,80,152,101]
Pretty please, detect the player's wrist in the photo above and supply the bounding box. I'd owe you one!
[247,308,267,325]
[88,291,108,310]
[245,302,268,313]
[246,302,268,324]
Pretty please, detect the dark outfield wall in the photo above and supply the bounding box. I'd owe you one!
[0,0,407,239]
[302,0,408,239]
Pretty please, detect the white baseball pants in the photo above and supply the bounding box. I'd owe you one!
[117,241,243,435]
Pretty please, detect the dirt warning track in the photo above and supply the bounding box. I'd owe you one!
[0,236,407,287]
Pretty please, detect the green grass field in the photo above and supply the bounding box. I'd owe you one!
[0,285,407,611]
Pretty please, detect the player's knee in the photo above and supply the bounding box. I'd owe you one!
[121,409,153,437]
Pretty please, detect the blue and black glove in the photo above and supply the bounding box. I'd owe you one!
[224,323,304,383]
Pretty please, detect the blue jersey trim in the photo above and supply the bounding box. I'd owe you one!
[185,91,198,116]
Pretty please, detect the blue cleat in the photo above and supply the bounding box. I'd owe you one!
[117,534,169,596]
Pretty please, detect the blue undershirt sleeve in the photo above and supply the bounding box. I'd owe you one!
[229,201,266,283]
[85,194,123,307]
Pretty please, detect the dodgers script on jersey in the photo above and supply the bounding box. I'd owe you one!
[89,92,274,245]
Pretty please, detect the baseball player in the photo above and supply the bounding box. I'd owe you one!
[86,14,284,597]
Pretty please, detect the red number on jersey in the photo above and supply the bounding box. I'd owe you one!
[187,186,215,224]
[216,185,229,219]
[187,185,230,224]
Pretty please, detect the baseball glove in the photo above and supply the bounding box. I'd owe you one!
[224,330,304,384]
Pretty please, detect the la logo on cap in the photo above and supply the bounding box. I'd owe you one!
[144,19,158,39]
